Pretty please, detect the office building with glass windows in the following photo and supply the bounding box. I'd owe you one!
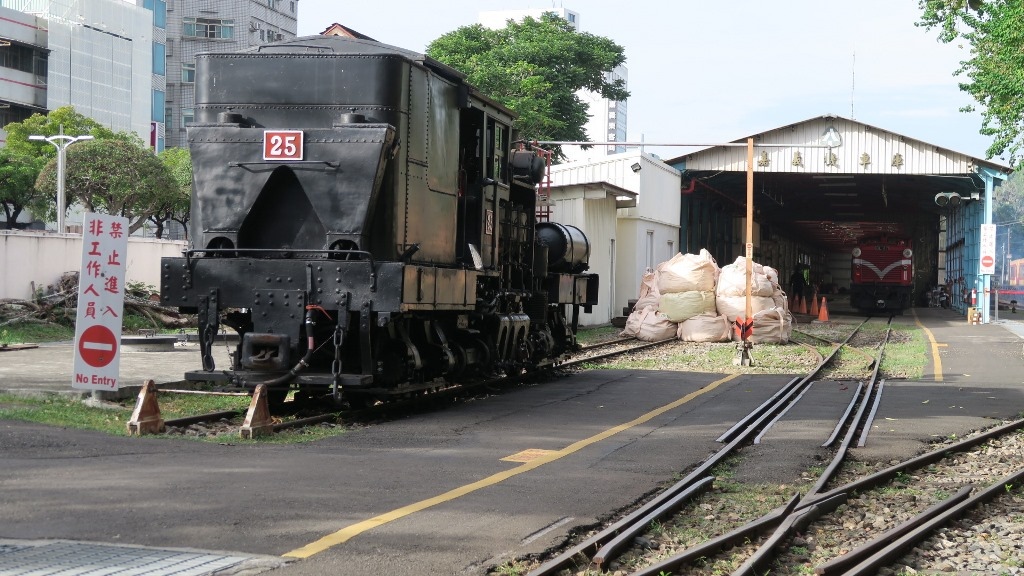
[0,0,157,146]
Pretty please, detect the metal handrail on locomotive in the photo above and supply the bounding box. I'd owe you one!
[849,236,913,313]
[160,36,599,404]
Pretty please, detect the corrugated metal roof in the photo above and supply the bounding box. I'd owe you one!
[668,114,1012,249]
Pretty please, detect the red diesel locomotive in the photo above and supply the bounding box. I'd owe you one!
[850,236,914,313]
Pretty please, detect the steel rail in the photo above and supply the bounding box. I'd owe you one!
[841,466,1024,575]
[628,495,800,576]
[163,409,244,428]
[812,485,973,576]
[530,323,871,575]
[592,477,714,568]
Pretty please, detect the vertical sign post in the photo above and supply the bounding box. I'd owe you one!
[72,213,129,391]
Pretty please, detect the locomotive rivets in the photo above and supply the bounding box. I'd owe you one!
[266,277,271,282]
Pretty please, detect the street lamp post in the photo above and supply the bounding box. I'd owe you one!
[29,125,93,234]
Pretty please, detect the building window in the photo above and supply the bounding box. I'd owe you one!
[184,17,234,39]
[646,230,654,270]
[0,44,41,74]
[143,0,167,28]
[152,90,165,122]
[181,62,195,83]
[182,108,194,128]
[152,42,166,75]
[290,1,295,12]
[165,106,173,126]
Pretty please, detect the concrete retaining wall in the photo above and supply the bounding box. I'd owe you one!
[1,231,186,300]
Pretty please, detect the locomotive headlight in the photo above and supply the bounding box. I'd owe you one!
[852,248,862,257]
[903,249,913,258]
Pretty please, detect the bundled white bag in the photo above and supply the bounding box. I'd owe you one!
[677,313,732,342]
[621,305,677,342]
[717,256,775,298]
[659,291,717,322]
[715,295,776,323]
[633,268,660,312]
[748,307,793,344]
[656,249,719,294]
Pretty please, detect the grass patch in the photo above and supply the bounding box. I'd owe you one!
[880,325,927,380]
[0,393,131,435]
[576,325,621,345]
[1,322,74,345]
[0,391,346,444]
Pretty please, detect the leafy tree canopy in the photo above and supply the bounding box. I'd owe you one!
[4,106,120,158]
[150,146,193,239]
[427,12,628,159]
[36,139,178,235]
[0,148,46,229]
[918,0,1024,166]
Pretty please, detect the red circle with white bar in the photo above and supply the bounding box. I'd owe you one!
[78,325,117,368]
[982,255,994,269]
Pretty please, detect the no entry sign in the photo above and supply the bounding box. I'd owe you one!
[72,213,128,390]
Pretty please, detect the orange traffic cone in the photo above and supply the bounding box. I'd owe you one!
[794,294,807,314]
[809,293,820,316]
[817,297,830,322]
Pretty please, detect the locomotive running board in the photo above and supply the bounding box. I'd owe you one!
[183,370,373,387]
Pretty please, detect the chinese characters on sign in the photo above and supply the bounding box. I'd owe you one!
[979,223,996,276]
[72,213,128,391]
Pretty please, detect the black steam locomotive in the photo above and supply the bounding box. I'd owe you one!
[160,36,597,404]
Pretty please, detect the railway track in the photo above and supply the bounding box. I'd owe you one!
[515,315,1020,576]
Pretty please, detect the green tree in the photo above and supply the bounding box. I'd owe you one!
[150,147,193,239]
[35,139,178,235]
[4,106,118,157]
[0,148,46,229]
[918,0,1024,165]
[427,12,628,159]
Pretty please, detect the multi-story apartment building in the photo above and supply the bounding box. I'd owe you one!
[478,7,628,163]
[163,0,298,149]
[0,5,48,146]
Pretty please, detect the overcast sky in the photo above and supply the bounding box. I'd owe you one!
[295,0,997,164]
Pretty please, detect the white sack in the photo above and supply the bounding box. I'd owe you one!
[621,305,677,342]
[717,256,775,297]
[659,290,717,322]
[634,268,660,311]
[656,249,719,294]
[747,307,793,344]
[676,313,732,342]
[715,295,776,323]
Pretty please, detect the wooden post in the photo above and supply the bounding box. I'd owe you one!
[734,137,755,366]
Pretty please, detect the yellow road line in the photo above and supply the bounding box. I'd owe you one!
[283,373,741,558]
[912,308,943,382]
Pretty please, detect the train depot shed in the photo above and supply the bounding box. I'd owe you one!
[667,114,1011,321]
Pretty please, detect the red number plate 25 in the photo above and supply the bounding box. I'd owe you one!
[263,130,304,161]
